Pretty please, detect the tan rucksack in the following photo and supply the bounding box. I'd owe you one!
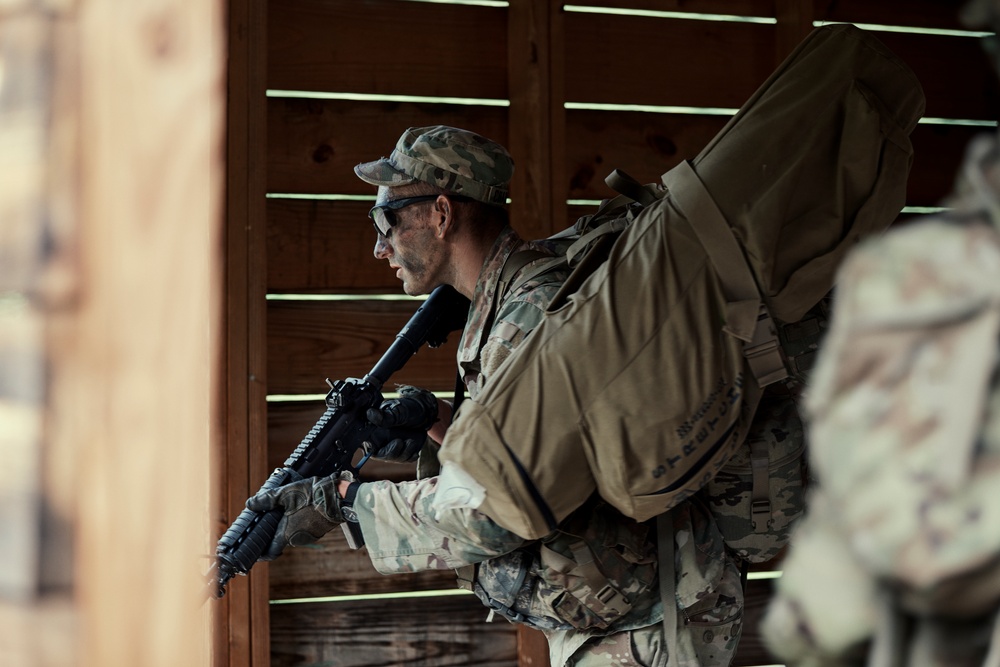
[438,24,926,541]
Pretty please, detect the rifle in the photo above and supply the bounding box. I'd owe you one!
[209,285,470,599]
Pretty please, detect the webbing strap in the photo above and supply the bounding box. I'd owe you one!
[749,438,771,533]
[565,217,631,266]
[657,513,680,667]
[662,161,789,387]
[605,168,663,207]
[568,542,632,619]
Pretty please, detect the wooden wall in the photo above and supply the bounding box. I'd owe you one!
[219,1,1000,665]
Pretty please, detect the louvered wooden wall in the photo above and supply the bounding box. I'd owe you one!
[218,1,1000,665]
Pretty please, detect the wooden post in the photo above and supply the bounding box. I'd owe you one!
[219,0,271,665]
[508,0,567,240]
[775,0,816,63]
[508,1,562,664]
[0,0,225,665]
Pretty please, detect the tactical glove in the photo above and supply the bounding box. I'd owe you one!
[245,471,352,561]
[364,385,439,463]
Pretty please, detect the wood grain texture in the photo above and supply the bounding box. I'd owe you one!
[267,576,780,666]
[267,0,507,99]
[269,537,459,601]
[564,13,777,110]
[266,97,509,196]
[266,400,424,483]
[267,299,462,395]
[270,596,518,667]
[873,30,999,121]
[266,198,392,293]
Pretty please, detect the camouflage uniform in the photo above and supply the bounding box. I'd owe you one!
[353,125,743,666]
[761,132,1000,667]
[354,225,744,666]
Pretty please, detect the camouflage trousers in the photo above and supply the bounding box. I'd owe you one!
[567,625,668,667]
[567,603,744,667]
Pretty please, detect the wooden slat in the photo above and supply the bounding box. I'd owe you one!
[565,0,777,16]
[563,110,729,199]
[873,30,999,121]
[562,12,997,122]
[265,56,993,208]
[267,300,461,395]
[267,400,423,483]
[267,97,508,195]
[564,14,777,109]
[268,577,777,666]
[266,199,392,294]
[908,123,986,208]
[813,0,976,31]
[267,0,507,99]
[270,596,518,667]
[269,536,459,600]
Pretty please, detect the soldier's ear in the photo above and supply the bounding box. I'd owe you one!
[433,195,453,239]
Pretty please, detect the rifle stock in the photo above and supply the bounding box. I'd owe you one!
[210,285,470,599]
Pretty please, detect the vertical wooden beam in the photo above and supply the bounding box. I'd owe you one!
[508,0,566,240]
[220,0,270,665]
[775,0,815,64]
[508,1,561,664]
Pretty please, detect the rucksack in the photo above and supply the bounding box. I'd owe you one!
[437,23,926,543]
[496,167,823,565]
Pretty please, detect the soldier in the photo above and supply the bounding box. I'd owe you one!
[247,125,744,666]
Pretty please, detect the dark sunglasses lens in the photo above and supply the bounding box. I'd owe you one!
[372,207,395,237]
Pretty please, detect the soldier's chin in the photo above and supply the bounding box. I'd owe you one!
[399,277,421,297]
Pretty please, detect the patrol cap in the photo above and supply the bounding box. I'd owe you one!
[354,126,513,206]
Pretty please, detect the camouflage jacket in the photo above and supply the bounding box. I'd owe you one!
[354,226,743,666]
[762,133,1000,667]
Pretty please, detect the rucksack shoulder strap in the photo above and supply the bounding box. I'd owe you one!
[663,160,789,387]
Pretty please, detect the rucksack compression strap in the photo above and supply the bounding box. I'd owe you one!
[663,160,789,387]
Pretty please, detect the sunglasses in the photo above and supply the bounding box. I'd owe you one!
[369,194,472,239]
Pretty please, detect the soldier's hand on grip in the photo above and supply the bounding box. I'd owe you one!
[245,472,351,560]
[364,385,439,463]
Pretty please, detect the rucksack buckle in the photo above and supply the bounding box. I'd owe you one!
[744,306,790,387]
[751,499,772,532]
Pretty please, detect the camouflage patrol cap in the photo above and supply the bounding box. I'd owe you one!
[354,126,513,206]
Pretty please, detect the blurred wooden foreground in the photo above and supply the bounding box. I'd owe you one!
[0,0,223,665]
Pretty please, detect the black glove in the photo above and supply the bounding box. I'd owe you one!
[245,472,352,561]
[364,385,439,463]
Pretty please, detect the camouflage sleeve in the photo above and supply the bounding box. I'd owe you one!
[353,476,528,574]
